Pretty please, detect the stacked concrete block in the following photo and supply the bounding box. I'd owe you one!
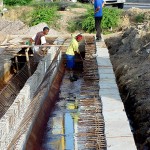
[96,41,137,150]
[0,38,65,149]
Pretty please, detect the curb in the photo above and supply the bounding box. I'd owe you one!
[125,2,150,6]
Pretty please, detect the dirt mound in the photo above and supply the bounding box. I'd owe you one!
[105,26,150,149]
[26,23,60,36]
[0,19,27,35]
[0,20,60,45]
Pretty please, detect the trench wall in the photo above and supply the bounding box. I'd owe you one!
[0,38,64,149]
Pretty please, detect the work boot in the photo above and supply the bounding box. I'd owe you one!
[69,76,77,82]
[73,74,78,80]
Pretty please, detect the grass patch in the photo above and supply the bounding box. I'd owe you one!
[67,7,123,34]
[29,5,59,26]
[19,3,60,27]
[4,0,32,6]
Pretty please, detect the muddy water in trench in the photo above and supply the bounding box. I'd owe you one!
[42,72,83,150]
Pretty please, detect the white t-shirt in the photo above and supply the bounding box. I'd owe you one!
[32,35,46,45]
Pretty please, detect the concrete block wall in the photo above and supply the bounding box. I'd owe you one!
[96,41,137,150]
[0,38,65,149]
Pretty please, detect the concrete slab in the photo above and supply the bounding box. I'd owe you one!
[96,48,110,58]
[99,89,120,96]
[101,96,123,107]
[107,137,136,150]
[98,68,114,74]
[97,57,112,66]
[105,119,133,137]
[100,82,118,89]
[100,73,116,79]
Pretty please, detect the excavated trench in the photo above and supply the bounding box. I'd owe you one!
[0,37,56,118]
[0,49,37,118]
[24,36,106,150]
[105,35,150,150]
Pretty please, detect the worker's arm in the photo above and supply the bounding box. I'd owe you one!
[95,6,100,13]
[29,38,34,45]
[95,0,105,13]
[29,35,36,45]
[73,41,79,54]
[102,0,105,7]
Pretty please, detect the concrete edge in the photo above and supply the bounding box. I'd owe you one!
[95,40,137,150]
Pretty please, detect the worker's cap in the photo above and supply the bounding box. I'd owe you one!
[76,34,83,41]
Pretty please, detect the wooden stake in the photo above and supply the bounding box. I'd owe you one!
[15,56,19,72]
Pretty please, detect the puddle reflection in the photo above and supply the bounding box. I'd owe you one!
[42,77,82,150]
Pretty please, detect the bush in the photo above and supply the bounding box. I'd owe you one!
[67,18,83,32]
[135,13,145,23]
[4,0,32,5]
[81,8,95,33]
[102,7,122,29]
[29,5,59,27]
[68,7,122,33]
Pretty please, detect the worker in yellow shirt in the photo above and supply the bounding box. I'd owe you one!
[66,34,83,82]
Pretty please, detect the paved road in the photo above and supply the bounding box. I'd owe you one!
[124,3,150,9]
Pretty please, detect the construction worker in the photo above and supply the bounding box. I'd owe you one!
[30,27,50,62]
[94,0,105,41]
[66,34,83,82]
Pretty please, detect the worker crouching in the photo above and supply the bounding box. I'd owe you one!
[65,34,83,82]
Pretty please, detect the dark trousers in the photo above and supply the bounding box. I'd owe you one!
[95,17,103,39]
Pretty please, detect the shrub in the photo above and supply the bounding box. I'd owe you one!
[81,8,95,33]
[68,7,122,33]
[135,13,145,23]
[67,18,83,32]
[4,0,32,5]
[29,5,59,27]
[102,7,122,29]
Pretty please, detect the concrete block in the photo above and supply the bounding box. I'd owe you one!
[100,82,118,89]
[98,68,114,74]
[106,136,137,150]
[105,119,133,137]
[100,73,116,79]
[96,48,110,58]
[100,89,120,96]
[101,96,123,108]
[97,57,112,66]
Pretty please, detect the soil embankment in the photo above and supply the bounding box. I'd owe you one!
[105,22,150,149]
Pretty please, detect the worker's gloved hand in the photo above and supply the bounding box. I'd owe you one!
[74,51,78,55]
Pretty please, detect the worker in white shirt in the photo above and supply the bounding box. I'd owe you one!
[30,27,49,62]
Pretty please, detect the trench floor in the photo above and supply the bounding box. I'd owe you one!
[42,71,83,150]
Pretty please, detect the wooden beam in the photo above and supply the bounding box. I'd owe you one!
[13,54,34,57]
[0,44,69,49]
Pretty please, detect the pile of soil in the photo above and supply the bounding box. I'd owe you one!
[0,20,60,45]
[105,23,150,149]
